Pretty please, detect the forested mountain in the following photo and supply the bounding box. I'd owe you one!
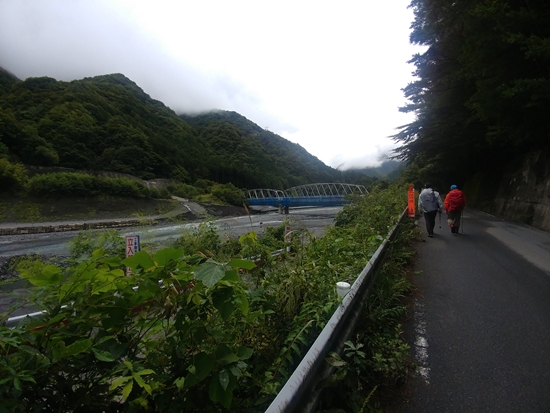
[0,67,18,96]
[0,70,339,190]
[394,0,550,188]
[180,111,338,189]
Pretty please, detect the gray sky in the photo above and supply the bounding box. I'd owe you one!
[0,0,421,169]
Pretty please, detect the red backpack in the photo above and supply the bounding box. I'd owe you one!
[445,190,466,212]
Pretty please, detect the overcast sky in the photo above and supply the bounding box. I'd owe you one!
[0,0,421,170]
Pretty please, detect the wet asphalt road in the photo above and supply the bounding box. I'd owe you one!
[402,208,550,412]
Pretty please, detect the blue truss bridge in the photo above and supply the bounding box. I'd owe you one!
[246,183,368,208]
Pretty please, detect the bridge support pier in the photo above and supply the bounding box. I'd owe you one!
[278,204,289,214]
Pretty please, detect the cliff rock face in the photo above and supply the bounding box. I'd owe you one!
[466,149,550,232]
[495,150,550,231]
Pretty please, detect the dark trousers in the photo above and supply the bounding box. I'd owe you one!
[447,210,462,233]
[424,210,438,235]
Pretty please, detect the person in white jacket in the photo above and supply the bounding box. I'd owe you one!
[418,183,443,238]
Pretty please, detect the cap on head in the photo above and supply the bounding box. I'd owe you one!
[450,184,457,190]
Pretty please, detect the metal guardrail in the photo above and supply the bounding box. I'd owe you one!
[264,207,408,413]
[6,309,50,328]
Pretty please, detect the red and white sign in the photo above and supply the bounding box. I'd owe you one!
[125,235,140,275]
[407,185,416,218]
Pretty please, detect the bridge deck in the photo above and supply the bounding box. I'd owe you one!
[247,196,347,207]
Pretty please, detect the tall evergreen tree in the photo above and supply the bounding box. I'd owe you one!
[394,0,550,186]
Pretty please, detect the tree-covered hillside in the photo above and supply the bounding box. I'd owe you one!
[394,0,550,188]
[181,111,338,189]
[0,71,339,190]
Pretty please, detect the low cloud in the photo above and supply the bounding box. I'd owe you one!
[0,0,418,169]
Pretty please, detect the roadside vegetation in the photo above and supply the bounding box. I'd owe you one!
[0,183,416,412]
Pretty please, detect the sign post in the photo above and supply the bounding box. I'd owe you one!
[125,235,140,275]
[284,221,291,252]
[407,185,416,218]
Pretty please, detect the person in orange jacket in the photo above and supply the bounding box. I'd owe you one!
[444,184,466,234]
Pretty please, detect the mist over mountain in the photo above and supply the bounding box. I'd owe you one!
[0,70,350,190]
[350,160,404,179]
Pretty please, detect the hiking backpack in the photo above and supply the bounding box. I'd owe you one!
[421,189,439,212]
[445,190,466,212]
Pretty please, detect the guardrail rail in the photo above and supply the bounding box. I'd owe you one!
[264,207,408,413]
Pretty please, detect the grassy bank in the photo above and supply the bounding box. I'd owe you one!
[0,194,180,223]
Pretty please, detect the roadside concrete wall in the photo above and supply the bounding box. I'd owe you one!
[0,218,158,236]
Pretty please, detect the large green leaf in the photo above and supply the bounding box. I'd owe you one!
[237,346,253,360]
[235,291,249,315]
[227,259,256,270]
[101,306,128,330]
[222,269,239,282]
[98,257,123,266]
[153,247,184,267]
[191,352,215,382]
[52,338,93,361]
[24,265,62,287]
[122,380,133,402]
[93,348,116,362]
[216,344,240,365]
[194,259,226,288]
[123,251,155,272]
[92,248,105,259]
[238,232,257,247]
[109,376,131,391]
[219,369,230,391]
[211,287,236,321]
[208,368,236,408]
[132,371,152,395]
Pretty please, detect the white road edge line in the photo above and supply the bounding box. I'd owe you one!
[413,300,430,384]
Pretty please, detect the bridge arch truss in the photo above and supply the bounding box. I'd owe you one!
[285,183,368,197]
[245,183,367,208]
[246,188,288,199]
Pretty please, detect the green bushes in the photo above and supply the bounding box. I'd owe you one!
[0,159,28,192]
[2,250,262,412]
[1,165,245,205]
[27,172,150,198]
[166,182,204,199]
[0,184,414,412]
[211,183,246,206]
[168,181,246,207]
[69,230,126,260]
